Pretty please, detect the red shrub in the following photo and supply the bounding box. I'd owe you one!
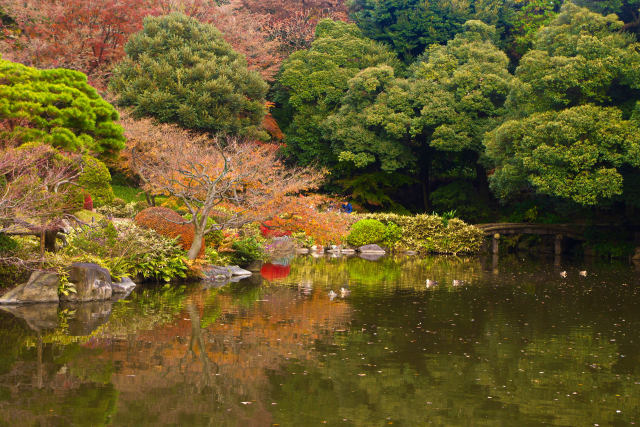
[83,193,93,211]
[134,207,205,258]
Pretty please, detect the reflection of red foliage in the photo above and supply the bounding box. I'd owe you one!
[260,263,291,280]
[260,220,292,238]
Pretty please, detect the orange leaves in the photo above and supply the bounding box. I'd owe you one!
[134,207,205,258]
[121,115,326,232]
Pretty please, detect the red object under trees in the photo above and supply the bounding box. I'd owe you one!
[83,193,94,211]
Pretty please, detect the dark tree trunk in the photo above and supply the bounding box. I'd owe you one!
[44,230,58,252]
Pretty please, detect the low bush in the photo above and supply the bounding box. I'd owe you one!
[57,220,188,282]
[347,219,387,247]
[228,237,264,267]
[135,207,204,258]
[0,234,19,255]
[96,198,146,218]
[353,213,484,254]
[77,155,115,207]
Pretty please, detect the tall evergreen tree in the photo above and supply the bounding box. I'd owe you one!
[110,13,269,140]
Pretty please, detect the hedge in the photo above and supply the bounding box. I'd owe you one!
[351,213,484,254]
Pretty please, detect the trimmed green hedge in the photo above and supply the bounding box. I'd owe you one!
[352,213,484,254]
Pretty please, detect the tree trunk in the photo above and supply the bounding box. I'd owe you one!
[187,227,205,260]
[44,230,58,252]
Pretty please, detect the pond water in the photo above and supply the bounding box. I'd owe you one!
[0,255,640,426]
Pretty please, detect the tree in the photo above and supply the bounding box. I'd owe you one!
[574,0,640,34]
[485,105,640,205]
[0,0,161,87]
[485,3,640,205]
[508,0,562,58]
[239,0,349,54]
[347,0,516,62]
[122,116,325,259]
[0,144,81,258]
[513,2,640,114]
[109,13,269,140]
[0,58,125,159]
[324,21,514,213]
[278,19,400,168]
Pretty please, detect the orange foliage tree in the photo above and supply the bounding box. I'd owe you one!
[0,0,348,85]
[122,116,325,259]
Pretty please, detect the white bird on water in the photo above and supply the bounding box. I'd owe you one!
[340,287,351,297]
[328,290,338,300]
[579,270,587,277]
[425,279,438,289]
[452,280,463,287]
[560,271,567,278]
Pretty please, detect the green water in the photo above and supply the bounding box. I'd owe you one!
[0,255,639,426]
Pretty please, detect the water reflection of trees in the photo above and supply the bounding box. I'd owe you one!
[0,256,639,425]
[285,255,484,291]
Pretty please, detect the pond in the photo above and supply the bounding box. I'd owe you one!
[0,254,639,426]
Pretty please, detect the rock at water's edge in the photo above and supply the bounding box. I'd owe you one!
[61,263,112,302]
[203,266,232,281]
[112,276,137,295]
[0,271,60,305]
[357,244,386,254]
[228,266,252,277]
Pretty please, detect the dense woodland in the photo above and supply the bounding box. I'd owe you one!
[0,0,639,284]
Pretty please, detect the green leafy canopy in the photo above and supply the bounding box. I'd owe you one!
[0,58,125,159]
[110,13,269,140]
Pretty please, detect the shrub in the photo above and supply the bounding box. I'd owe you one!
[78,155,115,207]
[381,222,402,248]
[0,234,19,255]
[134,207,204,258]
[347,219,387,247]
[0,58,125,158]
[83,194,94,211]
[96,199,145,219]
[229,237,264,267]
[73,209,105,224]
[354,213,485,254]
[58,220,188,282]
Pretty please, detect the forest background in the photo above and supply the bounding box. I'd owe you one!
[1,0,639,233]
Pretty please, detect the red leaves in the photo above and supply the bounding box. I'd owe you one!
[83,193,94,211]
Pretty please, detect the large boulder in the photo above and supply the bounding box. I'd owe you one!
[61,263,112,302]
[0,271,60,304]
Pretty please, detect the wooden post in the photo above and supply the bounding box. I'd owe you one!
[492,233,500,255]
[39,229,45,268]
[554,234,563,256]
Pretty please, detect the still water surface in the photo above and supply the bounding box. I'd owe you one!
[0,255,639,426]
